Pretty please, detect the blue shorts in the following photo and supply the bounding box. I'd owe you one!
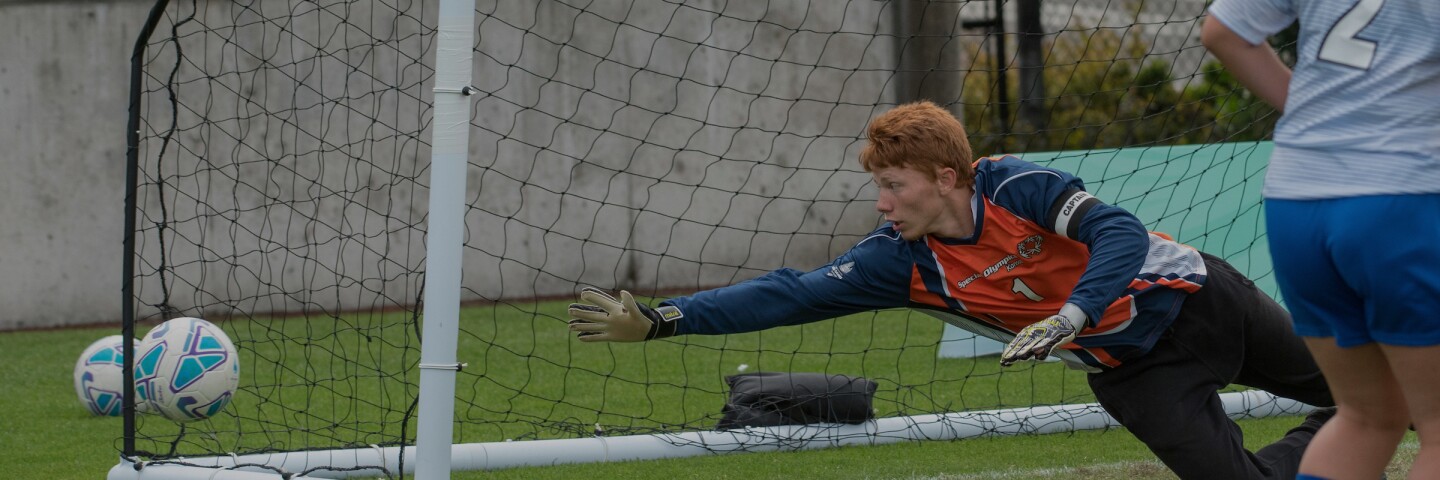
[1266,195,1440,348]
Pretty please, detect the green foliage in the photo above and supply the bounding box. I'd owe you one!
[958,24,1280,156]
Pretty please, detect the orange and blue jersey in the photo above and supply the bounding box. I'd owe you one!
[662,156,1207,370]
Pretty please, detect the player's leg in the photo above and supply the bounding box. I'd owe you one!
[1192,253,1335,476]
[1270,195,1440,479]
[1087,339,1269,479]
[1298,339,1408,478]
[1201,254,1331,407]
[1088,257,1291,479]
[1381,344,1440,478]
[1351,194,1440,478]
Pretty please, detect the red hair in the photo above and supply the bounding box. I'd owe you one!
[859,101,974,186]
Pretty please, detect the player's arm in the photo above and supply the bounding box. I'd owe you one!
[1048,188,1149,326]
[1201,16,1290,111]
[1202,0,1298,111]
[569,232,914,342]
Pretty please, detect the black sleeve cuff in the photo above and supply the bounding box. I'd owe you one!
[637,303,682,339]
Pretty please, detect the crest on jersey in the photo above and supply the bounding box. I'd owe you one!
[1017,235,1044,259]
[826,261,855,280]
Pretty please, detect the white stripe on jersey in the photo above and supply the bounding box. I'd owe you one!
[1140,234,1207,282]
[924,247,967,311]
[1076,301,1138,339]
[993,169,1062,199]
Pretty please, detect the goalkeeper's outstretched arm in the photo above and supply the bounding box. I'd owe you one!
[567,230,916,342]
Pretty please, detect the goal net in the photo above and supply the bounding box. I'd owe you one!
[118,0,1301,478]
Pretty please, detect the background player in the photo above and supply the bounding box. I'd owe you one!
[1204,1,1440,478]
[569,101,1334,479]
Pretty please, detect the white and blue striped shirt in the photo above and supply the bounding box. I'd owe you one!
[1209,0,1440,199]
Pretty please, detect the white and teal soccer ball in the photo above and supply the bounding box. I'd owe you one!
[74,335,142,416]
[134,317,240,422]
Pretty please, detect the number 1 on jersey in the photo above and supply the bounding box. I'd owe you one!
[1012,278,1045,302]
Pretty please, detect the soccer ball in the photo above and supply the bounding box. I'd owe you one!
[74,335,142,416]
[134,317,240,422]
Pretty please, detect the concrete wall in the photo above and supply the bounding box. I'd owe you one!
[2,0,1217,330]
[0,0,155,329]
[459,0,902,303]
[117,0,904,323]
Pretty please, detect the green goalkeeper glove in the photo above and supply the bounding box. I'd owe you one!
[1000,305,1086,367]
[567,287,679,342]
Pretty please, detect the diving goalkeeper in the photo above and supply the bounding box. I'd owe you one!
[569,101,1333,479]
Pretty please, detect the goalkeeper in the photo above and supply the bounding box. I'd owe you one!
[569,101,1333,479]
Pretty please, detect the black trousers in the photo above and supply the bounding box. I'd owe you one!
[1087,253,1334,480]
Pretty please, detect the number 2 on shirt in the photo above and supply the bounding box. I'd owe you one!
[1319,0,1385,69]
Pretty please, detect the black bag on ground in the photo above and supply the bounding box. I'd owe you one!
[715,372,877,430]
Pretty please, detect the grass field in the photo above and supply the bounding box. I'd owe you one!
[1,309,1418,479]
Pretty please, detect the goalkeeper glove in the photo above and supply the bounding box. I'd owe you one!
[567,287,679,342]
[1000,304,1086,367]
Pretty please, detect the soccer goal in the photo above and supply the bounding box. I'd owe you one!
[113,0,1306,478]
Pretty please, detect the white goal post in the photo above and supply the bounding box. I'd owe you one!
[114,0,1301,478]
[109,390,1311,479]
[410,0,478,476]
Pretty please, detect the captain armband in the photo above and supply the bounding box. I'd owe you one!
[1046,188,1103,240]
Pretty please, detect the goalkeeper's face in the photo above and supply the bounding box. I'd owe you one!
[871,165,971,240]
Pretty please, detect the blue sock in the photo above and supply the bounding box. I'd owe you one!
[1296,474,1331,480]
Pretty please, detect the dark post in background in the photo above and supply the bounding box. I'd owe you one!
[1015,0,1046,134]
[893,1,964,112]
[894,1,1047,145]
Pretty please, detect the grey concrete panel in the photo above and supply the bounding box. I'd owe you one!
[4,0,1218,329]
[0,1,154,329]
